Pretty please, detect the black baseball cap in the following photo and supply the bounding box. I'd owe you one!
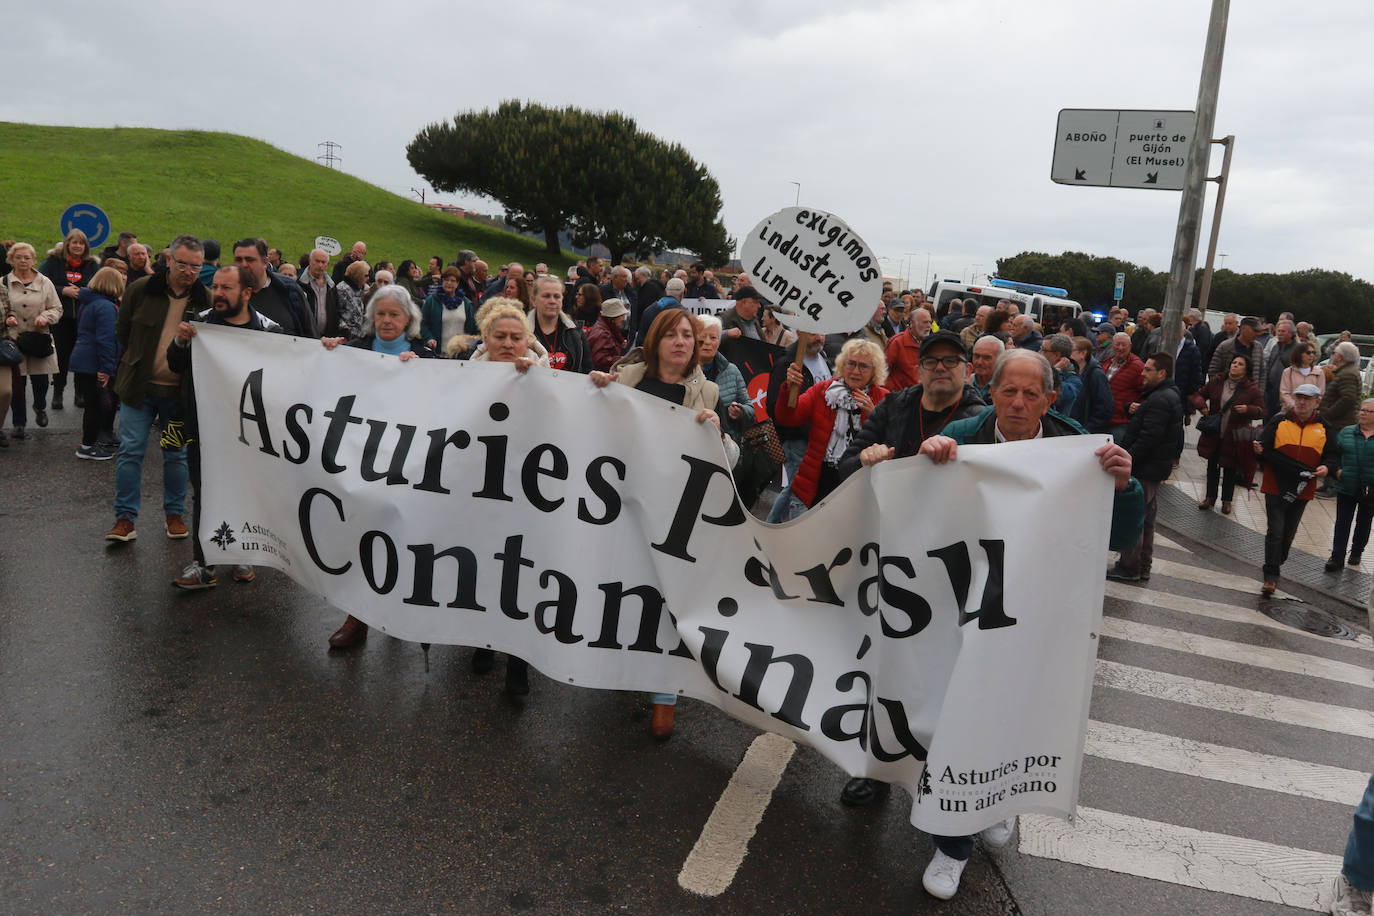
[920,330,969,357]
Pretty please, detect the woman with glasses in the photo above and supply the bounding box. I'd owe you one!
[770,338,890,519]
[1278,341,1325,412]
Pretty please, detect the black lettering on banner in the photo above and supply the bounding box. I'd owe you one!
[320,395,364,473]
[856,544,932,638]
[735,642,813,730]
[651,455,746,562]
[522,443,569,512]
[819,670,872,747]
[360,420,415,485]
[282,403,312,464]
[494,534,534,620]
[577,456,625,525]
[589,582,672,654]
[298,487,351,575]
[473,402,513,502]
[414,427,472,494]
[237,368,279,456]
[405,543,485,611]
[794,547,853,606]
[534,569,582,644]
[926,539,1014,630]
[360,530,398,595]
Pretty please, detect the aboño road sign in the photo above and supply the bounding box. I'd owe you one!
[1051,109,1197,191]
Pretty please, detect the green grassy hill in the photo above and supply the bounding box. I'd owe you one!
[0,122,572,271]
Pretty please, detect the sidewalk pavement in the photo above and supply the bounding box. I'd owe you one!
[1156,424,1372,611]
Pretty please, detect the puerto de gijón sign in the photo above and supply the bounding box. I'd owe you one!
[1051,109,1196,191]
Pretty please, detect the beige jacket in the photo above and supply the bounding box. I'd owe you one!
[2,272,62,376]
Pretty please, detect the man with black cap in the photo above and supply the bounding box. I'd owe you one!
[832,328,988,810]
[719,286,763,340]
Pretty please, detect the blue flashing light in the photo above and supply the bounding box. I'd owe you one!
[988,278,1069,298]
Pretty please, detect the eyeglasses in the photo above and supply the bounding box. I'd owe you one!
[919,355,966,370]
[172,257,203,273]
[846,361,874,371]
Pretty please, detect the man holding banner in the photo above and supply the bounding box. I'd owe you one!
[915,347,1141,900]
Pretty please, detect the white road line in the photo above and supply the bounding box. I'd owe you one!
[1101,617,1374,687]
[1095,660,1374,739]
[1105,581,1374,651]
[1085,720,1368,805]
[1149,557,1296,598]
[1018,806,1341,912]
[678,732,795,896]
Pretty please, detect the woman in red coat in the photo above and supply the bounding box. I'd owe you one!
[1191,353,1266,514]
[772,338,889,517]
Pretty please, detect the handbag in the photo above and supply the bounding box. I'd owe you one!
[0,337,20,366]
[741,418,785,466]
[15,331,53,358]
[1197,387,1242,437]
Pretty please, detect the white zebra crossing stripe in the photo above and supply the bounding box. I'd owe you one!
[1148,557,1295,598]
[678,733,795,896]
[1105,581,1374,651]
[1084,720,1368,805]
[1095,660,1374,739]
[1100,617,1374,687]
[1018,806,1341,912]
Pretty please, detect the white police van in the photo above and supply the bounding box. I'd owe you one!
[929,278,1082,330]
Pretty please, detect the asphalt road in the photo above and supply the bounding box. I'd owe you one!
[2,404,1368,914]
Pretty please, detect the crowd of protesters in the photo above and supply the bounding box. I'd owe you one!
[3,227,1370,902]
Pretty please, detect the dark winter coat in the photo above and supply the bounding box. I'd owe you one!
[1120,379,1184,482]
[39,252,99,322]
[1190,373,1265,484]
[837,382,987,480]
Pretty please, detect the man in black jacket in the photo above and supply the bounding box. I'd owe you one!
[233,238,316,337]
[1110,352,1184,582]
[166,265,282,590]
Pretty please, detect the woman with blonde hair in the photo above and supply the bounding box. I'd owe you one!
[69,266,126,458]
[772,337,891,517]
[39,228,100,410]
[3,242,64,438]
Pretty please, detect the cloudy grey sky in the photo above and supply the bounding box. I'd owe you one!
[15,0,1372,290]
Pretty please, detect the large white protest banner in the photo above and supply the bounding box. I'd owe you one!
[195,325,1113,835]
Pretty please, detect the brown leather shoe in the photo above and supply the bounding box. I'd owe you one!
[328,615,368,649]
[105,518,137,542]
[650,702,675,741]
[1261,579,1277,596]
[165,514,189,539]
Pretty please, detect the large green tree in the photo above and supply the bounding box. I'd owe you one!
[408,100,732,264]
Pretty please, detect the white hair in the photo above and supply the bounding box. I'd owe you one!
[1336,341,1360,365]
[364,284,422,339]
[697,313,722,334]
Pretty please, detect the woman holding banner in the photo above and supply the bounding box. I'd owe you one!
[590,308,737,738]
[463,298,547,693]
[319,284,433,651]
[771,338,889,519]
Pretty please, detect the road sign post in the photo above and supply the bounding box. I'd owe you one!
[1114,272,1125,302]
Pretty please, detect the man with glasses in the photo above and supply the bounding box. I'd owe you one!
[106,235,209,543]
[832,329,989,812]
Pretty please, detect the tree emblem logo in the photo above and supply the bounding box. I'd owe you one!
[211,522,236,549]
[916,767,932,802]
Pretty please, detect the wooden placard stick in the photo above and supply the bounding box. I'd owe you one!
[788,332,812,407]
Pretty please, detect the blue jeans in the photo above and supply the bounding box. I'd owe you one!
[767,438,808,523]
[1344,772,1374,890]
[114,395,187,522]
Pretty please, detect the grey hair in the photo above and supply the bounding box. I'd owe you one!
[1336,341,1360,365]
[697,313,723,334]
[169,234,203,256]
[973,334,1005,354]
[364,284,423,339]
[1045,333,1074,359]
[634,265,653,279]
[612,265,631,280]
[990,348,1054,394]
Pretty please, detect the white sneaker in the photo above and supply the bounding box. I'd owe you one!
[979,817,1016,849]
[1332,874,1374,916]
[922,849,968,900]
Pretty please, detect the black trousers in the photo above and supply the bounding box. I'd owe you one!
[1263,494,1309,578]
[188,443,206,567]
[73,374,113,447]
[1205,458,1238,503]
